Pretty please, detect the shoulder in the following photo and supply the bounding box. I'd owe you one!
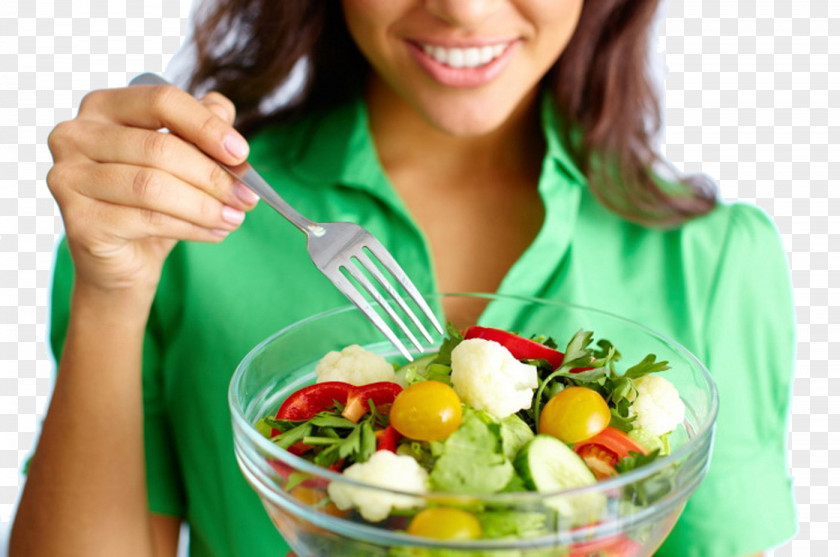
[678,200,787,264]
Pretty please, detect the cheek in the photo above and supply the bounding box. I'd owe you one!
[527,0,585,54]
[340,0,400,65]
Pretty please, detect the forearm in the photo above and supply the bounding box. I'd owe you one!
[11,285,158,556]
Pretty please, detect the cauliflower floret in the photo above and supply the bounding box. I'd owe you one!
[327,451,429,522]
[449,338,538,420]
[315,344,395,386]
[628,374,685,436]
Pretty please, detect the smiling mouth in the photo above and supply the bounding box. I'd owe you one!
[417,42,513,69]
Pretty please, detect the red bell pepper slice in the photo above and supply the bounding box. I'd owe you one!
[374,424,402,452]
[274,381,403,424]
[464,326,595,372]
[272,381,403,454]
[341,382,403,423]
[569,534,642,556]
[275,381,352,422]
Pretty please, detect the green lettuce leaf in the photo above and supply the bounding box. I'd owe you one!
[429,411,514,494]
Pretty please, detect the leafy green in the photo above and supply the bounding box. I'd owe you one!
[283,472,311,492]
[261,416,303,434]
[477,509,549,539]
[397,354,452,386]
[531,329,617,424]
[615,449,661,474]
[499,414,535,460]
[528,333,559,349]
[628,428,665,454]
[608,407,635,433]
[271,422,312,450]
[429,411,514,494]
[307,413,357,429]
[431,323,464,366]
[624,353,671,379]
[395,441,438,470]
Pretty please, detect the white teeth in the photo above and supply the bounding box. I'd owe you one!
[420,42,509,69]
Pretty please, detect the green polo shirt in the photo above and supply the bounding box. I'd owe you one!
[47,94,796,556]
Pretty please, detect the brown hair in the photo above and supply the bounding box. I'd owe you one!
[188,0,716,226]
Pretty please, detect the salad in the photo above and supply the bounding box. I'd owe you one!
[256,325,685,549]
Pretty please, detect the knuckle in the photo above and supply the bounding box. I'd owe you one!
[199,193,224,226]
[45,163,73,197]
[131,167,163,203]
[197,112,224,139]
[77,89,105,115]
[207,161,233,194]
[146,84,180,112]
[47,121,77,155]
[140,207,164,228]
[204,91,236,120]
[141,131,173,163]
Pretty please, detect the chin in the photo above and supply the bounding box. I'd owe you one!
[418,100,518,137]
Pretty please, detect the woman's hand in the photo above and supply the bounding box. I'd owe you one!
[46,84,259,300]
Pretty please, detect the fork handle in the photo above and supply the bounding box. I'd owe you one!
[129,72,323,237]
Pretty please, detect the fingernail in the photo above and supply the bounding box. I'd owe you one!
[222,206,245,226]
[223,133,249,159]
[235,182,260,205]
[211,228,230,238]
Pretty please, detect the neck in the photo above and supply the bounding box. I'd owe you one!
[365,77,545,187]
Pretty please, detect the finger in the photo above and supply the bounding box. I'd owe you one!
[78,85,249,166]
[72,196,232,245]
[66,121,259,209]
[199,91,236,125]
[75,162,247,233]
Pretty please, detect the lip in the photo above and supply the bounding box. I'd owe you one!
[407,39,519,89]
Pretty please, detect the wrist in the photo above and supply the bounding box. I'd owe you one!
[70,281,158,327]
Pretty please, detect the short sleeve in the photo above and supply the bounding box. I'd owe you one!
[658,204,798,556]
[47,240,186,517]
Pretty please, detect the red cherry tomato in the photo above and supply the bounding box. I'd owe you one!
[573,426,649,480]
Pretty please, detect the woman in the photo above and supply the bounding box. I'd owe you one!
[11,1,796,556]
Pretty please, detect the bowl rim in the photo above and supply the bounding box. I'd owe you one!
[229,292,719,503]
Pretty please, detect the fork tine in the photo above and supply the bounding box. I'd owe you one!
[362,240,444,336]
[342,260,424,353]
[355,250,434,344]
[330,272,413,361]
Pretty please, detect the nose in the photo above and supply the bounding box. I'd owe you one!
[424,0,503,28]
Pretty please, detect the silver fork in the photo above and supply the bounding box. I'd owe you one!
[130,73,443,359]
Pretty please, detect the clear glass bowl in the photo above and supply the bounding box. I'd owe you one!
[229,293,718,556]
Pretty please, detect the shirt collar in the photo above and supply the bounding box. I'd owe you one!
[538,91,587,188]
[285,91,587,192]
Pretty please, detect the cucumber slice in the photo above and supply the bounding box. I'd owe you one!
[514,435,605,525]
[515,435,596,491]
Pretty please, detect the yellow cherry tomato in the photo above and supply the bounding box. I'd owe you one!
[289,485,349,518]
[407,507,483,540]
[538,386,610,444]
[389,381,462,442]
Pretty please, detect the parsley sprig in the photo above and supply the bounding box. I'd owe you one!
[528,329,671,428]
